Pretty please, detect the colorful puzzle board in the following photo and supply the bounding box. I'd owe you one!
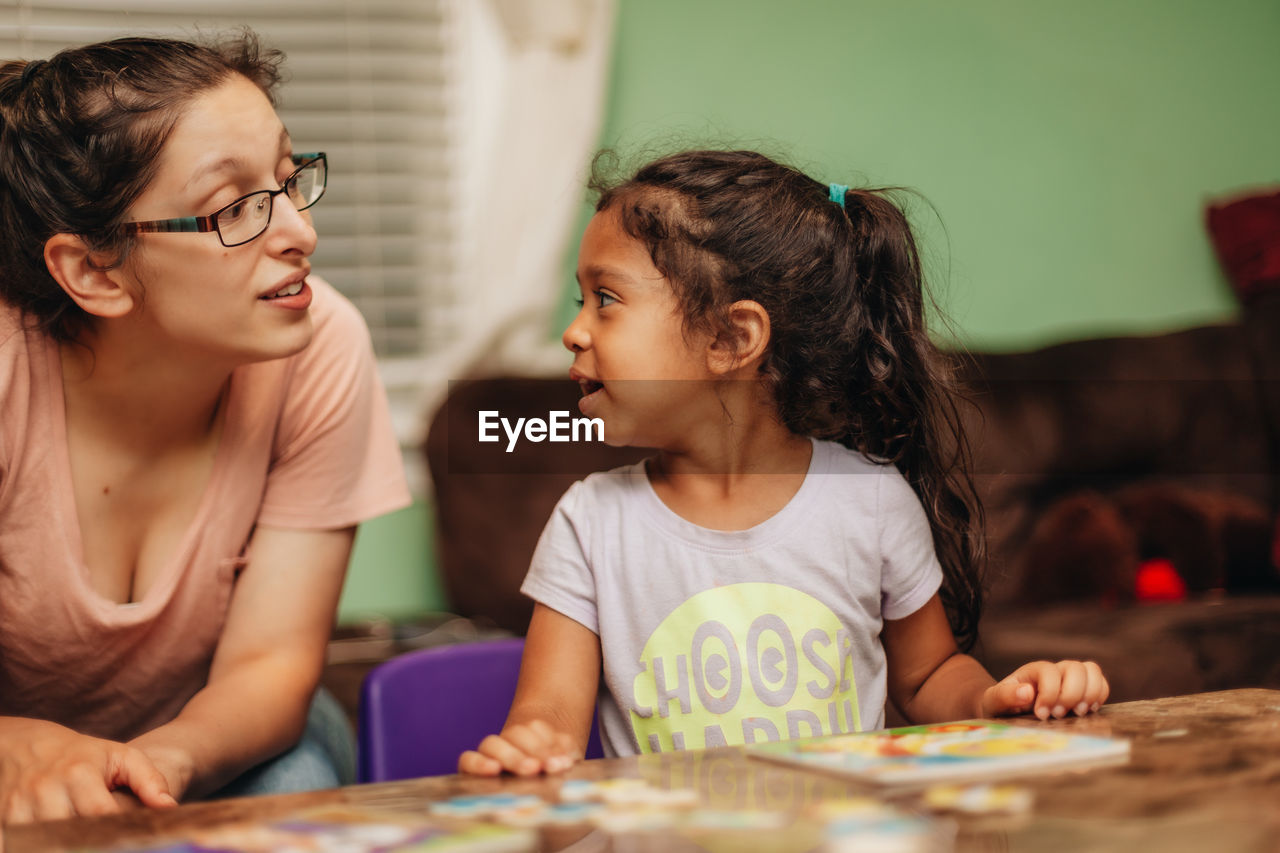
[750,720,1129,787]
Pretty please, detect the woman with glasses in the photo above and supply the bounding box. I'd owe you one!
[0,34,409,822]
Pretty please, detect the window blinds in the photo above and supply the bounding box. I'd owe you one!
[0,0,459,363]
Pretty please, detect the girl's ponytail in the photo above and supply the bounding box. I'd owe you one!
[835,188,984,650]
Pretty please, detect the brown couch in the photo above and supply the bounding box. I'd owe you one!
[954,294,1280,694]
[964,298,1278,605]
[424,296,1280,703]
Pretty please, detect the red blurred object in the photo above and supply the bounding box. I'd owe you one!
[1135,558,1188,603]
[1205,188,1280,304]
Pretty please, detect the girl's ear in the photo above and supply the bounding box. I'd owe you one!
[43,234,135,319]
[707,299,771,375]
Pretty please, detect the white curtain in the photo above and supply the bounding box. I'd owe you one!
[422,0,615,413]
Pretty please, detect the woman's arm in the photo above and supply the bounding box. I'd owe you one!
[0,521,331,822]
[127,525,354,800]
[883,594,1109,723]
[457,603,601,776]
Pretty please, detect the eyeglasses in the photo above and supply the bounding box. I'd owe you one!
[123,153,327,248]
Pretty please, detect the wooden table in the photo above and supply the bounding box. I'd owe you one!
[7,688,1280,852]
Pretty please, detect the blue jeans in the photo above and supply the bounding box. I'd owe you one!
[210,688,355,798]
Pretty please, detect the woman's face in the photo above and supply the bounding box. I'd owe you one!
[115,73,317,365]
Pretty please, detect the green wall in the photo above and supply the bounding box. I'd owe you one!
[560,0,1279,349]
[341,0,1280,623]
[338,499,446,623]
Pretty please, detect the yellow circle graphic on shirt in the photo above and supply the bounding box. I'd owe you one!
[629,583,862,754]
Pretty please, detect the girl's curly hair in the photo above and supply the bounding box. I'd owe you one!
[592,149,986,650]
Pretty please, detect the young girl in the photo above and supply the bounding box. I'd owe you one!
[0,34,409,821]
[459,150,1109,775]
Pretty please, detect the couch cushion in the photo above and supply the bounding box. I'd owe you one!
[976,596,1280,703]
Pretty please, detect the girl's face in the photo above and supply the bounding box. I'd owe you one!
[112,74,317,365]
[563,207,716,448]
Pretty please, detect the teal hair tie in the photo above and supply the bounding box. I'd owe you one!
[828,183,849,207]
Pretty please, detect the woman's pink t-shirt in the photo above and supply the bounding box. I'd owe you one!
[0,278,410,741]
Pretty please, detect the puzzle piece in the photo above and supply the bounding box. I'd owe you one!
[557,777,700,807]
[809,797,944,853]
[591,778,699,807]
[823,813,941,853]
[922,783,1033,815]
[588,805,685,834]
[84,809,538,853]
[496,800,606,828]
[427,793,545,819]
[557,779,601,802]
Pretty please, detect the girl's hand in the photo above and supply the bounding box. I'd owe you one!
[457,720,579,777]
[981,660,1110,720]
[0,718,177,825]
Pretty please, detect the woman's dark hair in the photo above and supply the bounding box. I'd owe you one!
[592,149,986,650]
[0,32,284,341]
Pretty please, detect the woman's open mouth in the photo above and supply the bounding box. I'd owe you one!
[257,277,313,311]
[260,280,305,300]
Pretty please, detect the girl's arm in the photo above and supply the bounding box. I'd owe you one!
[457,603,601,776]
[126,525,355,800]
[883,594,1109,723]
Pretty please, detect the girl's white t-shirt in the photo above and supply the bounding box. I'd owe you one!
[521,438,943,758]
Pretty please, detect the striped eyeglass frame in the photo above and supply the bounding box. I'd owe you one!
[123,152,327,248]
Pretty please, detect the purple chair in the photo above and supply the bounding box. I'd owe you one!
[357,637,604,782]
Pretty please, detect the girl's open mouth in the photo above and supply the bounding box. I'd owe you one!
[576,378,604,417]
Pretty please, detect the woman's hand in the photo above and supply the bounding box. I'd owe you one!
[0,718,176,825]
[125,741,198,805]
[981,660,1110,720]
[458,720,579,777]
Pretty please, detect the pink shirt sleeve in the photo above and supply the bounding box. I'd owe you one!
[255,279,411,529]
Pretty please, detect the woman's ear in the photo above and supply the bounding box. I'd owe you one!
[706,299,771,376]
[43,233,135,319]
